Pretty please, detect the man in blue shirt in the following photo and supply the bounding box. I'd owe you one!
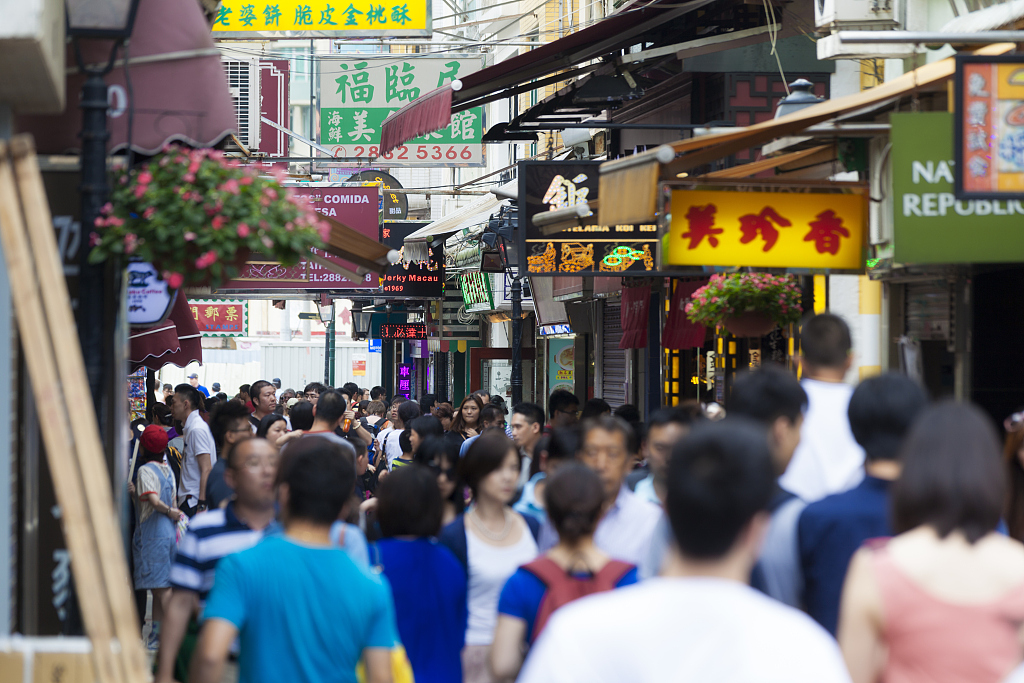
[192,436,398,683]
[798,373,927,635]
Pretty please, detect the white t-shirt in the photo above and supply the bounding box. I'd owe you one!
[377,427,404,469]
[518,577,852,683]
[465,518,539,646]
[181,409,217,504]
[778,378,865,503]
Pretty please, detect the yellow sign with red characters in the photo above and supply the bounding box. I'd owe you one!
[665,189,866,270]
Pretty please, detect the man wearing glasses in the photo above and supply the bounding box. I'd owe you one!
[547,389,580,430]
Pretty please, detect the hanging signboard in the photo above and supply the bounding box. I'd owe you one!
[396,362,413,397]
[381,221,444,298]
[955,54,1024,200]
[126,261,174,326]
[520,160,659,276]
[189,299,249,336]
[663,186,866,270]
[459,272,494,312]
[212,0,431,37]
[349,170,408,219]
[319,56,484,166]
[380,323,427,339]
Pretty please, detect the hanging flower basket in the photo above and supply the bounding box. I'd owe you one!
[686,273,803,336]
[88,146,330,292]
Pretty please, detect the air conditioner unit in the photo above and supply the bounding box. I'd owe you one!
[221,57,261,152]
[815,0,899,31]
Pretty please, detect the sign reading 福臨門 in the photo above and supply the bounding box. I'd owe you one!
[520,161,659,276]
[190,300,248,337]
[212,0,430,36]
[665,188,865,270]
[320,57,484,166]
[955,55,1024,199]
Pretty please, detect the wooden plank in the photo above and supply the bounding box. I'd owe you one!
[9,136,149,683]
[0,141,125,683]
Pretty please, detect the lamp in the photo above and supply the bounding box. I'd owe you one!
[65,0,141,39]
[774,79,825,119]
[317,300,336,324]
[352,305,373,341]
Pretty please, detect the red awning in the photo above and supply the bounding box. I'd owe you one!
[129,293,202,372]
[16,0,236,155]
[380,0,712,153]
[620,285,651,349]
[663,279,708,349]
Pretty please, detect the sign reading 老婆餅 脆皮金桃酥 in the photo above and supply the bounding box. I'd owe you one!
[319,57,484,166]
[212,0,430,36]
[664,188,866,270]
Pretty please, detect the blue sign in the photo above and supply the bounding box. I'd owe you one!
[539,324,573,336]
[369,339,382,353]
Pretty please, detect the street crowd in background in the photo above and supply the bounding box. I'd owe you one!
[124,312,1024,683]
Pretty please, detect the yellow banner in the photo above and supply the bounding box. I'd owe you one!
[212,0,430,34]
[666,189,866,270]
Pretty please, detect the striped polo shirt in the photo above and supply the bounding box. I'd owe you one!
[169,503,279,611]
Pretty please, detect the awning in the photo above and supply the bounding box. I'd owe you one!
[597,42,1016,226]
[379,0,715,153]
[941,1,1024,32]
[701,144,838,179]
[16,0,237,155]
[404,194,507,262]
[321,214,394,275]
[129,293,202,372]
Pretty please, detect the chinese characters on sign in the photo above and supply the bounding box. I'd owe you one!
[189,300,248,337]
[520,161,659,276]
[212,0,430,35]
[396,362,413,398]
[381,221,444,298]
[956,56,1024,199]
[319,57,484,166]
[380,323,427,339]
[665,189,865,270]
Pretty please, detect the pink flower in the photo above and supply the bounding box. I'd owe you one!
[120,175,129,185]
[240,175,254,185]
[195,250,218,269]
[317,222,331,242]
[164,271,184,289]
[220,179,241,195]
[133,184,147,199]
[124,233,138,254]
[94,216,104,227]
[259,220,268,230]
[108,216,124,227]
[184,232,197,242]
[143,207,156,219]
[188,160,201,174]
[212,216,225,230]
[159,156,171,167]
[205,205,218,216]
[237,223,250,238]
[89,232,101,247]
[183,173,196,183]
[260,197,271,207]
[261,236,274,250]
[101,202,113,215]
[262,187,278,200]
[137,171,153,185]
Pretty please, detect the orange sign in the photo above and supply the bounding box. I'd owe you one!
[666,189,865,270]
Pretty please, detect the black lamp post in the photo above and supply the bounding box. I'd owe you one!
[317,297,336,386]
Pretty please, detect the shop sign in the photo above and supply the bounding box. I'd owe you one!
[665,188,865,270]
[189,299,248,337]
[212,0,431,36]
[892,112,1024,263]
[349,170,408,220]
[539,324,573,336]
[954,55,1024,199]
[380,323,426,339]
[519,160,659,277]
[369,338,382,353]
[126,261,174,326]
[319,57,484,166]
[459,272,494,312]
[352,353,367,376]
[381,221,444,298]
[396,363,413,397]
[548,339,575,393]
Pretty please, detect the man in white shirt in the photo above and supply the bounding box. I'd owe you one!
[779,313,865,503]
[171,384,217,517]
[519,419,852,683]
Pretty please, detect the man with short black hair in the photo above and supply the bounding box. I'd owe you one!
[299,390,351,448]
[249,380,277,432]
[419,393,438,418]
[162,383,174,403]
[370,386,386,401]
[189,373,211,398]
[205,400,254,510]
[510,403,544,458]
[547,390,580,429]
[304,382,326,405]
[519,420,851,683]
[780,313,865,502]
[192,438,397,683]
[630,406,705,506]
[170,384,215,517]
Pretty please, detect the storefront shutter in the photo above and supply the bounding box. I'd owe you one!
[906,281,951,342]
[602,299,627,408]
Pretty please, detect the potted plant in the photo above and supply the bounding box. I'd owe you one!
[685,273,803,337]
[88,146,330,292]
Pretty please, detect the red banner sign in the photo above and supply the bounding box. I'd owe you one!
[662,279,708,349]
[620,285,651,349]
[188,300,247,336]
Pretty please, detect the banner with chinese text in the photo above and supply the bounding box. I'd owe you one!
[319,57,484,166]
[665,187,866,270]
[189,300,248,337]
[212,0,430,36]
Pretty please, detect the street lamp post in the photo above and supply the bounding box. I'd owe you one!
[317,297,335,386]
[510,275,522,408]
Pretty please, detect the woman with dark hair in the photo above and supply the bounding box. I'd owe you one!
[256,413,302,448]
[436,403,455,432]
[1003,410,1024,541]
[374,466,467,683]
[409,415,445,455]
[491,463,637,680]
[839,402,1024,683]
[446,394,484,448]
[439,432,540,683]
[416,436,466,527]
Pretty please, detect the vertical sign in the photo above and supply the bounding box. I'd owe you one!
[259,60,290,158]
[547,339,575,394]
[396,362,413,398]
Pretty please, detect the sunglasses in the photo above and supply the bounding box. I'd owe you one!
[428,462,456,479]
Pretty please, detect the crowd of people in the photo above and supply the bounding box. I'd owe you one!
[126,312,1024,683]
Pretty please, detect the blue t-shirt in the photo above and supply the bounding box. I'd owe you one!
[374,538,467,683]
[498,563,638,642]
[203,535,398,683]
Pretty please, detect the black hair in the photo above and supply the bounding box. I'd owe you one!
[250,380,274,405]
[216,392,228,401]
[343,432,367,457]
[397,400,422,427]
[800,313,852,368]
[256,413,286,440]
[512,402,545,426]
[414,435,466,514]
[315,389,348,425]
[581,398,611,420]
[472,389,490,401]
[371,386,386,400]
[377,465,444,537]
[209,399,251,451]
[419,393,437,416]
[278,437,356,525]
[152,403,173,427]
[342,382,360,398]
[613,403,640,425]
[289,400,315,431]
[548,389,580,419]
[410,415,444,443]
[304,382,326,395]
[239,383,251,396]
[666,418,776,559]
[480,404,505,425]
[892,402,1004,544]
[580,415,639,455]
[451,395,484,434]
[548,427,580,463]
[162,383,173,391]
[461,431,519,497]
[544,463,606,546]
[174,383,204,412]
[399,429,413,456]
[848,373,928,462]
[357,400,369,413]
[647,405,706,431]
[728,364,808,426]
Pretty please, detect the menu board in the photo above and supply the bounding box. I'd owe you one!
[547,339,575,393]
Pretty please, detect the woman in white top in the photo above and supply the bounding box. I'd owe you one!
[440,430,540,683]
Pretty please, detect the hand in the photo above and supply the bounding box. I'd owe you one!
[277,429,304,444]
[464,427,478,438]
[366,463,377,474]
[127,481,136,497]
[166,507,181,521]
[359,497,378,514]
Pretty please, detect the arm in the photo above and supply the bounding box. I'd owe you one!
[490,615,528,682]
[189,618,238,683]
[155,589,199,683]
[362,648,393,683]
[837,549,886,683]
[141,493,182,522]
[197,453,212,502]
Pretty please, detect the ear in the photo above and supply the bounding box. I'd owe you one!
[842,353,854,373]
[312,404,318,417]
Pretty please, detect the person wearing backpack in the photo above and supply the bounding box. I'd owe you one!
[490,463,637,681]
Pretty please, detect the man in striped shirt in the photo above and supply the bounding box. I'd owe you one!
[155,438,280,683]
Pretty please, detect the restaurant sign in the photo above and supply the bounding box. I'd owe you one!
[212,0,431,36]
[189,299,248,337]
[664,187,866,270]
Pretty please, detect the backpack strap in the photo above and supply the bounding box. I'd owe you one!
[591,560,633,591]
[521,557,570,586]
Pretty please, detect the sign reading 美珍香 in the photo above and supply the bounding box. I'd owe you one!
[519,160,659,276]
[319,57,484,166]
[892,111,1024,263]
[955,54,1024,200]
[381,221,444,298]
[664,187,866,270]
[212,0,430,36]
[189,300,249,337]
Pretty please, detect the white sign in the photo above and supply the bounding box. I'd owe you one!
[126,261,174,326]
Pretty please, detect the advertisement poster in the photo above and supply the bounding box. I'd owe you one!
[352,354,367,376]
[548,339,575,394]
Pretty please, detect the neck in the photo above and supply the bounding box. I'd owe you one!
[473,495,506,521]
[255,408,270,419]
[660,545,753,582]
[802,364,847,383]
[603,485,623,513]
[310,420,335,432]
[232,499,277,531]
[865,459,901,480]
[285,518,333,546]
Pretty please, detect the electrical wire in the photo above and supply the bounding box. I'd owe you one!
[762,0,789,96]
